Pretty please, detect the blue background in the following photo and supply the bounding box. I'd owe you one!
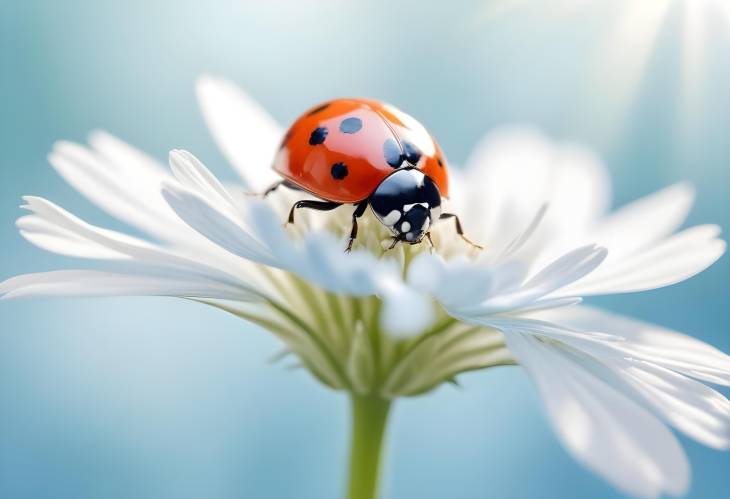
[1,1,728,498]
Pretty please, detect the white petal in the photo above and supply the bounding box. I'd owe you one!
[196,75,282,190]
[166,149,275,247]
[17,214,129,260]
[455,127,610,250]
[537,306,730,386]
[620,361,730,449]
[168,149,236,208]
[246,200,305,269]
[378,277,435,337]
[89,130,167,178]
[247,202,368,294]
[526,307,730,448]
[495,203,549,262]
[523,245,607,295]
[161,184,278,267]
[48,136,184,242]
[466,315,622,343]
[0,270,254,301]
[405,252,446,293]
[507,333,689,498]
[578,349,730,450]
[49,136,265,286]
[488,260,530,296]
[301,233,383,295]
[562,225,725,295]
[18,196,163,259]
[407,253,494,309]
[436,265,493,309]
[470,245,607,314]
[15,196,262,298]
[588,183,696,262]
[409,245,606,322]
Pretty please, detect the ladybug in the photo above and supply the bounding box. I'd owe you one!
[262,98,481,252]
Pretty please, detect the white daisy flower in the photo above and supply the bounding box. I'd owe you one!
[1,76,728,499]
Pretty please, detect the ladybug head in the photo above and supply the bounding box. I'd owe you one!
[370,169,442,245]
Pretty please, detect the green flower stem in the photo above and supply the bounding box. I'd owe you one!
[348,395,392,499]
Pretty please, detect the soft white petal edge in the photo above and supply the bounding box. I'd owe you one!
[537,306,730,388]
[4,194,264,302]
[0,270,255,301]
[507,332,690,498]
[48,135,186,243]
[526,305,730,452]
[585,182,696,262]
[454,126,612,251]
[562,225,726,296]
[196,75,282,190]
[407,244,607,318]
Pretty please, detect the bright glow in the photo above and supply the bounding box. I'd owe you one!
[584,1,670,142]
[678,0,730,137]
[478,0,730,145]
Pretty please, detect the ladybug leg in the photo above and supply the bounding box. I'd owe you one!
[425,232,435,253]
[249,180,303,197]
[286,200,342,225]
[244,180,284,197]
[345,201,369,253]
[439,213,484,250]
[385,237,400,251]
[262,181,285,197]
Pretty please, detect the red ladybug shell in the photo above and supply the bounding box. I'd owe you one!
[273,99,449,204]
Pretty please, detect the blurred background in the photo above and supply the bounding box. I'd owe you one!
[1,0,729,498]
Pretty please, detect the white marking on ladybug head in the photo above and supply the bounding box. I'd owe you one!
[405,232,416,242]
[381,210,401,227]
[403,202,429,213]
[401,221,411,232]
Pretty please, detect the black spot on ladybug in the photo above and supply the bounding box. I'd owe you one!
[331,162,348,180]
[403,141,421,165]
[437,156,444,167]
[339,117,362,134]
[383,138,403,168]
[307,103,330,116]
[309,127,328,145]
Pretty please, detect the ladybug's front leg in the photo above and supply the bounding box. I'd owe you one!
[345,201,369,253]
